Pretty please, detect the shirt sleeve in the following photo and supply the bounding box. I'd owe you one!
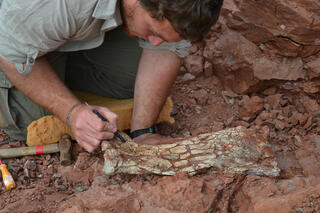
[0,0,76,74]
[138,39,191,58]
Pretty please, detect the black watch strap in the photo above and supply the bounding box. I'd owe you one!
[130,125,158,139]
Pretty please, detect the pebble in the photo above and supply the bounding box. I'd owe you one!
[24,168,30,178]
[182,73,195,82]
[193,89,209,106]
[47,167,54,175]
[24,160,37,171]
[228,98,235,105]
[183,131,191,137]
[55,185,67,191]
[29,171,36,178]
[204,61,213,77]
[195,105,202,114]
[76,186,85,192]
[52,173,62,179]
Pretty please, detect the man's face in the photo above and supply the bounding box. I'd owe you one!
[122,2,183,46]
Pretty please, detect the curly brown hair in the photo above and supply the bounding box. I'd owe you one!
[139,0,223,42]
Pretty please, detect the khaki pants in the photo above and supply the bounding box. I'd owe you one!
[0,28,142,141]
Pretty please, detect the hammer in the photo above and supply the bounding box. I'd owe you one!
[0,134,72,166]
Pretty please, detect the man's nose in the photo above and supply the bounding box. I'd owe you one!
[148,35,164,46]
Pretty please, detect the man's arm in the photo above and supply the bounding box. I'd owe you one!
[130,48,182,144]
[0,56,118,152]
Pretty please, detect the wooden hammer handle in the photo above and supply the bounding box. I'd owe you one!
[0,144,59,158]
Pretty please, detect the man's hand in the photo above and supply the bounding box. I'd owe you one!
[69,104,118,152]
[0,56,119,152]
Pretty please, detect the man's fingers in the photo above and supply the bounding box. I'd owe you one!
[77,133,106,152]
[97,131,115,140]
[83,106,118,132]
[70,105,120,152]
[103,122,117,132]
[75,130,115,152]
[86,130,114,141]
[94,106,119,127]
[77,138,96,153]
[74,107,117,132]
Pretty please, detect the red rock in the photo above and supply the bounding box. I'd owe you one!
[193,89,209,106]
[232,120,250,128]
[270,110,282,118]
[74,152,91,170]
[273,120,287,131]
[240,96,264,117]
[24,160,37,171]
[279,99,288,107]
[211,122,224,132]
[282,105,296,118]
[47,167,55,175]
[289,112,304,126]
[29,171,36,178]
[238,95,250,107]
[57,174,222,213]
[191,126,208,136]
[303,116,313,129]
[254,118,263,126]
[262,87,278,96]
[204,61,213,77]
[201,0,320,95]
[226,0,320,47]
[43,176,51,186]
[306,58,320,78]
[265,94,282,110]
[257,111,272,121]
[204,28,305,94]
[298,155,320,177]
[241,116,251,122]
[253,57,304,81]
[183,55,204,77]
[277,114,285,121]
[222,90,238,98]
[300,81,320,94]
[182,73,195,82]
[300,95,320,114]
[299,113,309,126]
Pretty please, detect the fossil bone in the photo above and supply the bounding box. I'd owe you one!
[102,126,280,176]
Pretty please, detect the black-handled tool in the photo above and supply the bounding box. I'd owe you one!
[85,103,126,143]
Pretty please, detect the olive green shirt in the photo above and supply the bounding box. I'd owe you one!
[0,0,190,75]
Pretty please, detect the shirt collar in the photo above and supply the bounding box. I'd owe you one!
[93,0,123,31]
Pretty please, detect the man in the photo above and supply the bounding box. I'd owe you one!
[0,0,223,152]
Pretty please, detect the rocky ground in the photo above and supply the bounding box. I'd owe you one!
[1,0,320,212]
[1,65,320,212]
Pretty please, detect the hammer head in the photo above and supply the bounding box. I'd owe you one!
[58,134,73,166]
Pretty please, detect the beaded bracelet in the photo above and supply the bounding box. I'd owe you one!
[66,102,83,126]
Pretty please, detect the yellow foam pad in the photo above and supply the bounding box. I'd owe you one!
[26,91,174,146]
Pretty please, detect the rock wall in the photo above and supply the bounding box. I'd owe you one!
[184,0,320,94]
